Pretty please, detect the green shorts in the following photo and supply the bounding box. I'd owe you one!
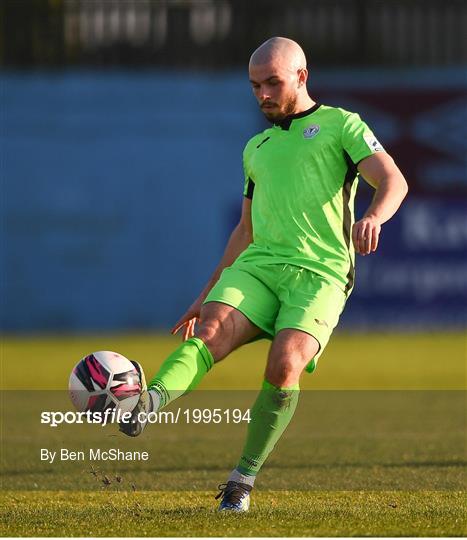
[204,261,347,373]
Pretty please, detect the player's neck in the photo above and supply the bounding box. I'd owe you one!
[292,96,316,116]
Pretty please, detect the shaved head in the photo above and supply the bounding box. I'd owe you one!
[248,37,313,123]
[249,37,307,72]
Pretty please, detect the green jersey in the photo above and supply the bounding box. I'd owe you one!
[237,103,384,294]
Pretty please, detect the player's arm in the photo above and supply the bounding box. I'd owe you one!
[172,197,253,339]
[199,196,253,296]
[353,152,408,256]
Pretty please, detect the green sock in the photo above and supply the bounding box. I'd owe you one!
[148,337,214,409]
[237,379,300,476]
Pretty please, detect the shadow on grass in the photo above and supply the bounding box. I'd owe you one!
[4,459,466,478]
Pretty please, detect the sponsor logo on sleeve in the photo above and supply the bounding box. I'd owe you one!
[364,135,384,152]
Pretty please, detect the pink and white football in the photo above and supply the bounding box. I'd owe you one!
[69,351,144,414]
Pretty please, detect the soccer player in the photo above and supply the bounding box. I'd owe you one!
[121,37,408,512]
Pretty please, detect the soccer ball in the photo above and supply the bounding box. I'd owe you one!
[69,351,145,413]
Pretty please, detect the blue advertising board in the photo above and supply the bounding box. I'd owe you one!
[2,70,466,331]
[340,195,467,329]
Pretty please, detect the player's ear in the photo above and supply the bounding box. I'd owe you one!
[297,68,307,87]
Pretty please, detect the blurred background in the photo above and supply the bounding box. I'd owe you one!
[2,5,465,520]
[2,0,466,334]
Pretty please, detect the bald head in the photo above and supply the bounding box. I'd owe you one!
[249,37,307,73]
[248,37,313,123]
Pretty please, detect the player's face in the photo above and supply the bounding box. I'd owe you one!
[249,62,299,122]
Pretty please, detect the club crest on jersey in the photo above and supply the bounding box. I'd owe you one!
[303,125,320,139]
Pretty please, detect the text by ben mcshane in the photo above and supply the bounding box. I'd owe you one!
[40,448,149,463]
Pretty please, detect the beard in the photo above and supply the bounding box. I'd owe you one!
[261,93,298,122]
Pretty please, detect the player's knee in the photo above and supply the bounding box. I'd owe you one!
[195,318,229,362]
[265,359,299,388]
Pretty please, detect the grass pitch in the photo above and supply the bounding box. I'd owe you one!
[1,331,466,536]
[1,490,465,537]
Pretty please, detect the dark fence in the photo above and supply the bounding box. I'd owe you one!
[2,0,467,68]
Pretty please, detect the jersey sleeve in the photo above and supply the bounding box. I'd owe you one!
[242,140,255,199]
[341,111,384,165]
[243,177,255,199]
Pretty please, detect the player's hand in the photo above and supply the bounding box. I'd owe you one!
[171,297,204,341]
[352,215,382,256]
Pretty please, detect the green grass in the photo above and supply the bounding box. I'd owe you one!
[1,332,466,536]
[1,490,466,537]
[2,331,466,390]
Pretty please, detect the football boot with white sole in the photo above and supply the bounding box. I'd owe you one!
[119,360,151,437]
[216,481,252,512]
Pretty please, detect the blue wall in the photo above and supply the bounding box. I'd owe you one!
[2,72,259,330]
[2,71,466,331]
